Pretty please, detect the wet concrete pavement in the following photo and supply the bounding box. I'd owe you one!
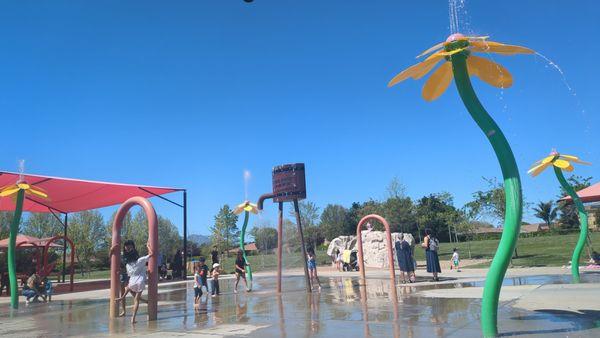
[1,272,600,337]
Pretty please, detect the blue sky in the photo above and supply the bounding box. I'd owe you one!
[0,1,598,236]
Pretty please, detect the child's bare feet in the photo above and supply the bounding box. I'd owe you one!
[131,318,137,324]
[118,311,125,317]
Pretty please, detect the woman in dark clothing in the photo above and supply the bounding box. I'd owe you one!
[395,234,415,283]
[421,229,441,281]
[172,249,182,280]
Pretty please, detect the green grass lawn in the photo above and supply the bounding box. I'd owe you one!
[215,249,331,274]
[422,232,600,268]
[63,233,600,282]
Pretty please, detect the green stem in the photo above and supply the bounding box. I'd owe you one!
[451,54,523,338]
[8,190,25,309]
[239,211,253,286]
[554,167,587,283]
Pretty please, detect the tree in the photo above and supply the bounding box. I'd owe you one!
[304,226,325,250]
[320,204,349,241]
[533,201,558,227]
[382,196,416,234]
[282,218,300,253]
[464,177,506,225]
[0,212,17,239]
[210,204,239,257]
[386,176,407,199]
[288,201,323,250]
[250,226,278,252]
[289,201,320,228]
[22,213,63,238]
[355,200,385,229]
[156,215,182,260]
[557,175,592,229]
[415,192,462,242]
[68,210,106,275]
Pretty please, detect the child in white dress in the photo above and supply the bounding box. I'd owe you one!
[115,240,153,324]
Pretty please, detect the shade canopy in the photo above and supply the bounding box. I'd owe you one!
[561,182,600,203]
[0,171,183,214]
[0,234,63,249]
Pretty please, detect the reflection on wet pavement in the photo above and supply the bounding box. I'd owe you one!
[1,273,600,337]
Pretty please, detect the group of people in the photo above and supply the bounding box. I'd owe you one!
[394,229,460,283]
[193,249,251,304]
[0,269,53,304]
[22,273,53,304]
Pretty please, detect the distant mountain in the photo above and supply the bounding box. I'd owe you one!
[188,234,211,245]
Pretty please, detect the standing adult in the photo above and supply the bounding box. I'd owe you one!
[421,229,441,281]
[211,246,219,266]
[172,249,182,280]
[395,234,415,283]
[180,249,186,279]
[0,270,9,296]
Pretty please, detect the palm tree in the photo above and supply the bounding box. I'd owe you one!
[533,201,558,227]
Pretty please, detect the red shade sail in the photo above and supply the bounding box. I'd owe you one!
[0,234,62,248]
[0,171,183,214]
[561,182,600,203]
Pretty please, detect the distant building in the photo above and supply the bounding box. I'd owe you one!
[520,223,550,234]
[474,223,549,235]
[473,227,503,235]
[228,242,259,254]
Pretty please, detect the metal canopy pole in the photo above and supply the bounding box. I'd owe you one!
[293,199,311,293]
[62,213,68,283]
[183,190,188,279]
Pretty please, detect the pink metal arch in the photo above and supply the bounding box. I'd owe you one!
[109,196,159,320]
[42,235,75,291]
[356,214,397,289]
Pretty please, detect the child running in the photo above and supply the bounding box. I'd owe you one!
[114,240,153,324]
[307,248,322,291]
[450,248,461,272]
[234,250,249,293]
[210,263,220,297]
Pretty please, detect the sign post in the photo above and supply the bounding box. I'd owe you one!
[257,163,311,293]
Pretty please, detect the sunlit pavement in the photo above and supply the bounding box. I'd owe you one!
[1,268,600,337]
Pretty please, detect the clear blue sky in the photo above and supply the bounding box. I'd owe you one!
[0,1,598,236]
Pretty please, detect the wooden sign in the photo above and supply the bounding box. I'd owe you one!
[272,163,306,203]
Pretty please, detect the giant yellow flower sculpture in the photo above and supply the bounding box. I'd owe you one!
[233,200,258,289]
[528,150,590,176]
[388,33,535,101]
[0,180,48,199]
[233,200,258,215]
[1,178,48,309]
[528,150,591,283]
[387,32,536,337]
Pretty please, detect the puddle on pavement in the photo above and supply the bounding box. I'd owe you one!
[1,272,599,337]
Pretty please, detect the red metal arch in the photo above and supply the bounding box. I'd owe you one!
[356,214,397,297]
[42,235,75,292]
[109,196,159,321]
